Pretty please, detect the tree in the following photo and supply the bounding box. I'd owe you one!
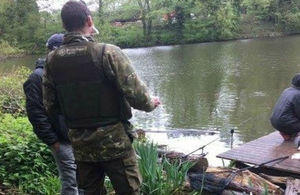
[0,0,13,38]
[136,0,152,41]
[98,0,104,24]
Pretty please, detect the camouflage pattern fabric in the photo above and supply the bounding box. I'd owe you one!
[77,148,141,195]
[102,43,155,112]
[68,122,132,161]
[43,32,155,161]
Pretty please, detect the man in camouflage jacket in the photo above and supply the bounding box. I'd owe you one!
[43,1,160,195]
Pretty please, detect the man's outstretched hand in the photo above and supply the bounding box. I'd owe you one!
[152,96,161,108]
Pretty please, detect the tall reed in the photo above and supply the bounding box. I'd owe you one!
[134,142,194,195]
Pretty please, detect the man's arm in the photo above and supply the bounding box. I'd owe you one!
[292,94,300,127]
[103,45,159,112]
[23,72,58,146]
[42,58,59,115]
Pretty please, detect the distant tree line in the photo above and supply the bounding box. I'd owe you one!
[1,0,300,55]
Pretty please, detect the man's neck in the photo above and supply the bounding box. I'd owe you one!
[78,27,92,36]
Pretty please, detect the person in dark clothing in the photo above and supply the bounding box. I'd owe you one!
[270,73,300,141]
[23,33,78,195]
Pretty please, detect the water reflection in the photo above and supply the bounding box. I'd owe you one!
[125,36,300,165]
[0,55,39,73]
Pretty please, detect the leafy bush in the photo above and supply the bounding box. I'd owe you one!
[0,40,24,57]
[113,25,145,48]
[0,66,29,116]
[153,29,179,45]
[96,23,145,48]
[278,12,300,32]
[0,113,59,195]
[134,142,194,195]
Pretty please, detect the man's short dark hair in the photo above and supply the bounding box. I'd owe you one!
[61,1,91,32]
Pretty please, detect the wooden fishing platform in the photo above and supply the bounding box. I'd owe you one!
[217,132,300,177]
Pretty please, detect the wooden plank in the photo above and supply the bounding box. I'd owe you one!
[285,179,300,195]
[217,132,300,175]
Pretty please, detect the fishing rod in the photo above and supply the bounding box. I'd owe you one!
[183,137,220,158]
[241,155,289,171]
[183,122,244,158]
[220,155,290,192]
[223,156,290,190]
[178,117,254,158]
[183,127,238,158]
[229,117,253,149]
[140,129,218,135]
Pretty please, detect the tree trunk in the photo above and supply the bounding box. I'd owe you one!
[146,19,152,41]
[98,0,104,24]
[137,0,152,41]
[145,0,151,41]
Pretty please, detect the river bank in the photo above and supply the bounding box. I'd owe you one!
[0,53,25,62]
[1,19,299,60]
[1,32,298,62]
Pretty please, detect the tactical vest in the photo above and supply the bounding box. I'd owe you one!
[49,41,123,129]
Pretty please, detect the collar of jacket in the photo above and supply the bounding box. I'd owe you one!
[63,32,95,45]
[35,58,46,69]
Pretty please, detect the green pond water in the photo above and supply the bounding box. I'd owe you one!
[2,36,300,165]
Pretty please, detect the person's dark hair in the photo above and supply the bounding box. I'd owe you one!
[61,1,91,32]
[292,73,300,88]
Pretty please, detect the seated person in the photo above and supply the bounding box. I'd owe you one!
[270,73,300,141]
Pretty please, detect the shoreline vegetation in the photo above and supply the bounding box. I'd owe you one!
[1,29,299,61]
[2,0,300,60]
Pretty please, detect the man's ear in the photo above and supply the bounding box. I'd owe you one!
[87,15,93,27]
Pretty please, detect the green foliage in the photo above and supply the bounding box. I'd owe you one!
[0,0,40,50]
[0,113,59,195]
[153,29,179,45]
[2,0,300,54]
[0,40,24,57]
[0,66,60,194]
[278,12,300,32]
[0,66,30,116]
[134,142,194,195]
[95,22,145,47]
[113,25,145,48]
[242,0,272,20]
[0,0,63,56]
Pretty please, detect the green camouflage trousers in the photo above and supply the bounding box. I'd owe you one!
[77,148,141,195]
